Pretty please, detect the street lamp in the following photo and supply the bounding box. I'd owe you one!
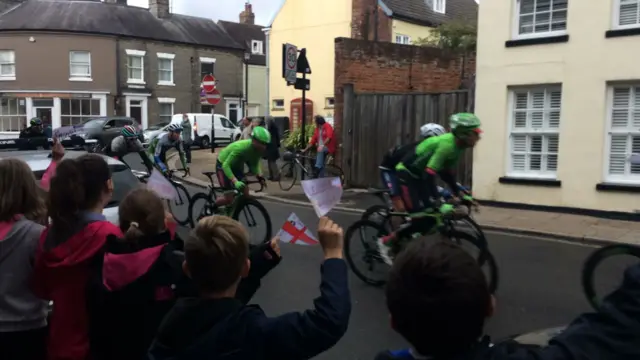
[244,51,250,118]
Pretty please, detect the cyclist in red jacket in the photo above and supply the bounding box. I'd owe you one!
[302,116,336,178]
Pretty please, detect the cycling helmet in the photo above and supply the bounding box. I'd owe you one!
[420,123,446,138]
[167,123,183,133]
[30,117,42,126]
[251,126,271,144]
[121,125,138,138]
[450,113,482,135]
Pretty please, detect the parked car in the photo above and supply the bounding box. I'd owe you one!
[171,113,241,148]
[65,116,144,152]
[0,146,140,225]
[142,121,171,145]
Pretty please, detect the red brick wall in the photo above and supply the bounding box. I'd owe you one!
[333,37,476,161]
[351,0,392,42]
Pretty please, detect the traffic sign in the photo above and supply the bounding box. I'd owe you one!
[282,43,298,84]
[297,49,311,74]
[205,89,222,105]
[202,74,217,93]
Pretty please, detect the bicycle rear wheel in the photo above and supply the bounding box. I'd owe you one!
[323,164,345,185]
[344,219,391,287]
[188,192,216,228]
[166,183,191,226]
[278,162,297,191]
[232,197,272,245]
[361,205,393,232]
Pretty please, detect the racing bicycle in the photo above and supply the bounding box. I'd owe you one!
[278,150,345,191]
[188,171,272,245]
[134,168,192,227]
[345,197,498,292]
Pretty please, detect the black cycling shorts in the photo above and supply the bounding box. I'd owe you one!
[397,170,434,213]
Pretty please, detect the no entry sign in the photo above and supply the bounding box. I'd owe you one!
[202,74,217,93]
[205,89,221,105]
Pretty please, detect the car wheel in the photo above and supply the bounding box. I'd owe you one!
[200,136,210,149]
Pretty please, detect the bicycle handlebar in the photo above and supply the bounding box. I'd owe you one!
[167,168,189,178]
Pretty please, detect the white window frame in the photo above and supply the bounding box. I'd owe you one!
[126,49,146,85]
[325,97,335,108]
[272,99,284,109]
[603,84,640,184]
[433,0,446,14]
[0,50,16,81]
[506,85,562,179]
[251,40,263,55]
[612,0,640,30]
[199,57,217,64]
[158,98,174,125]
[69,51,92,81]
[156,52,175,86]
[512,0,569,40]
[395,34,411,45]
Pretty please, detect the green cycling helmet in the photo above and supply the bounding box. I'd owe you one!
[450,112,482,135]
[251,126,271,144]
[30,117,42,126]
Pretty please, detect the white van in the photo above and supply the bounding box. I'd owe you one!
[171,113,241,149]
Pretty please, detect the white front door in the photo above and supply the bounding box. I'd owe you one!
[125,95,149,129]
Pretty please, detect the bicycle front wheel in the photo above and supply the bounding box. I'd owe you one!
[344,219,391,287]
[324,164,345,186]
[278,162,297,191]
[445,229,499,294]
[167,183,191,226]
[232,197,272,245]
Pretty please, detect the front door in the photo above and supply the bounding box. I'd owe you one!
[128,100,142,123]
[226,100,239,124]
[125,96,149,129]
[34,108,52,126]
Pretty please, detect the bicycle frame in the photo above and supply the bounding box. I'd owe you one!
[201,175,265,216]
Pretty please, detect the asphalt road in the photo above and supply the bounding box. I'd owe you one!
[124,154,637,360]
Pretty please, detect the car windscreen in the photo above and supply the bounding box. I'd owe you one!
[82,119,107,128]
[35,164,141,207]
[147,122,170,131]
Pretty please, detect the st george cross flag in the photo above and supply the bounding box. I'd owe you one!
[277,213,319,246]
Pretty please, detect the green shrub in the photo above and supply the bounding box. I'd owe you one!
[282,126,316,150]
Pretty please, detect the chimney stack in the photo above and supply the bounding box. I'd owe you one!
[149,0,170,18]
[239,2,255,25]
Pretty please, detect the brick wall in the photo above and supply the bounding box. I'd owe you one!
[333,37,476,160]
[351,0,392,42]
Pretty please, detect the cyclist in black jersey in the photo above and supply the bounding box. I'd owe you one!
[380,123,445,212]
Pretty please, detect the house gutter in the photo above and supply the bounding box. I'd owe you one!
[262,26,271,117]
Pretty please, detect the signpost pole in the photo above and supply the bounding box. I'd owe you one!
[300,70,307,181]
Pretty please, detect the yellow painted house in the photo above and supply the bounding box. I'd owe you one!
[266,0,477,127]
[474,0,640,213]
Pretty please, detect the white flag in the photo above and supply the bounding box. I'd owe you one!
[300,177,343,217]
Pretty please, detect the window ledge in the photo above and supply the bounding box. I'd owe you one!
[499,176,562,187]
[595,182,640,193]
[0,76,16,81]
[69,77,92,82]
[605,28,640,39]
[505,34,569,48]
[271,108,284,111]
[324,107,335,110]
[157,81,175,86]
[127,79,146,85]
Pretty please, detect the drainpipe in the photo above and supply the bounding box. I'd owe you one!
[115,38,122,115]
[263,27,271,117]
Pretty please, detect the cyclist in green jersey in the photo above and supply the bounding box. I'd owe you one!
[377,113,482,265]
[214,126,271,207]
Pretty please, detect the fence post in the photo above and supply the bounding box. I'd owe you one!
[341,84,355,186]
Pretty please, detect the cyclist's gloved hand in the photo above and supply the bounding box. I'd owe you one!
[462,194,474,202]
[439,203,455,214]
[234,181,246,190]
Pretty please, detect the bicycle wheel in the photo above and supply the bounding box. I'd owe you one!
[448,216,490,266]
[344,219,391,287]
[232,197,272,245]
[581,244,640,311]
[445,229,499,294]
[361,205,393,232]
[278,162,297,191]
[188,192,216,228]
[167,183,191,226]
[324,164,345,185]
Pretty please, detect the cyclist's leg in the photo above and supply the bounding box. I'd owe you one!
[215,161,245,207]
[315,147,328,177]
[380,168,405,229]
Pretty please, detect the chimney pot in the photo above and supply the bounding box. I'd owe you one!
[149,0,170,18]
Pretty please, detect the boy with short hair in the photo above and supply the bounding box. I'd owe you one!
[376,240,640,360]
[148,215,351,360]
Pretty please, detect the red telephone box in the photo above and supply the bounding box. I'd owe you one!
[289,98,314,130]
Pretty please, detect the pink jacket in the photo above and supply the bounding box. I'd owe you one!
[41,161,58,191]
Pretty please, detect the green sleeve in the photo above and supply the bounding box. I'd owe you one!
[249,154,262,176]
[425,144,453,173]
[177,141,188,169]
[222,143,241,181]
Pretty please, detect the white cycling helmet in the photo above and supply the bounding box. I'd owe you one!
[167,123,183,132]
[420,123,446,138]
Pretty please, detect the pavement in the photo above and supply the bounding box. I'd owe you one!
[172,149,640,246]
[124,152,638,359]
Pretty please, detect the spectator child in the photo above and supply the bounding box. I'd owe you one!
[147,216,351,360]
[0,159,49,360]
[375,239,640,360]
[31,154,122,360]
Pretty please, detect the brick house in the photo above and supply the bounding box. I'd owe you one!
[0,0,245,138]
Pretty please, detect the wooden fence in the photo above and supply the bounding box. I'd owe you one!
[340,86,473,188]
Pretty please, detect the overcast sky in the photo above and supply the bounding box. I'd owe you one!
[126,0,281,25]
